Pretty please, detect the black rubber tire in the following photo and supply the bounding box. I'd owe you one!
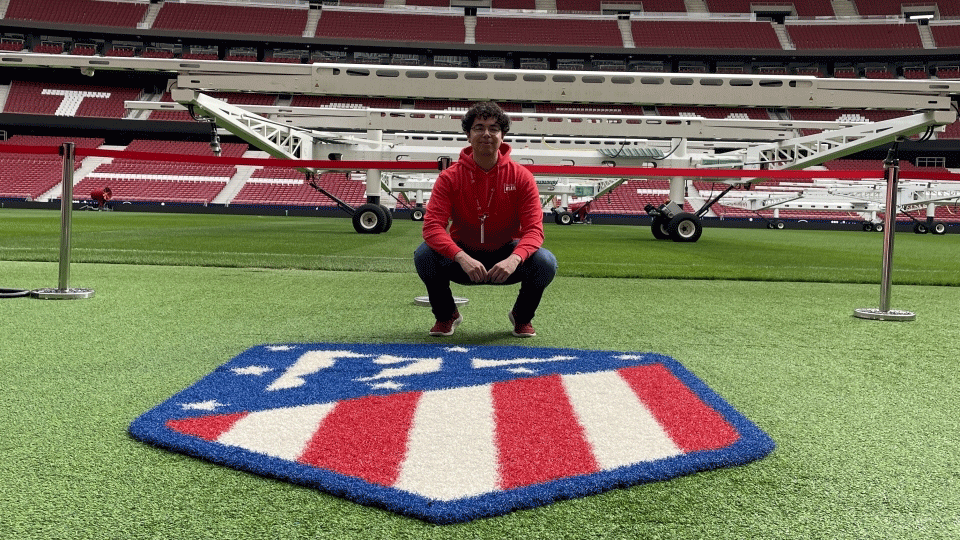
[352,203,388,234]
[380,205,393,233]
[914,223,928,234]
[555,211,573,225]
[932,221,947,235]
[651,216,671,240]
[411,208,425,221]
[667,213,703,243]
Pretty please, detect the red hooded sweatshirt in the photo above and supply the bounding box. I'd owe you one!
[423,142,544,262]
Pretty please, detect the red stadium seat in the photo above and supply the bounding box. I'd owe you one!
[153,2,308,37]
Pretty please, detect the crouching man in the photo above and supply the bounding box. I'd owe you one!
[414,102,557,337]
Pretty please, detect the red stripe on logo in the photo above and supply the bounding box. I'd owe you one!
[493,375,599,489]
[619,364,739,452]
[297,392,421,486]
[166,412,249,441]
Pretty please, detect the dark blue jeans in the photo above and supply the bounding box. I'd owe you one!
[414,241,557,323]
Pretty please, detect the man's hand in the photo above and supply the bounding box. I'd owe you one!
[487,254,521,284]
[455,251,488,283]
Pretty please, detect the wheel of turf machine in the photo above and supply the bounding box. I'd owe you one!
[913,223,928,234]
[410,207,425,221]
[667,212,702,242]
[352,203,389,234]
[650,215,671,240]
[554,211,573,225]
[380,205,393,233]
[932,221,947,235]
[0,288,31,298]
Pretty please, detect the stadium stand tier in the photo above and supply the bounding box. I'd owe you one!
[5,0,147,28]
[853,0,960,17]
[314,10,466,44]
[630,20,782,50]
[786,22,924,50]
[930,24,960,48]
[706,0,834,16]
[152,2,308,37]
[475,15,623,48]
[0,0,959,222]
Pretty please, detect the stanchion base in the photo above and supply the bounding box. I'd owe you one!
[32,288,96,300]
[414,296,468,307]
[853,308,915,321]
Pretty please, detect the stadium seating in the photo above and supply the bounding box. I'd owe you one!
[405,0,452,6]
[5,0,147,28]
[476,15,623,48]
[4,81,142,118]
[71,140,247,205]
[233,171,365,208]
[864,67,895,79]
[0,135,101,201]
[853,0,960,17]
[786,22,923,50]
[930,24,960,49]
[315,10,466,43]
[490,0,537,9]
[902,66,930,79]
[584,180,670,215]
[142,48,176,59]
[70,44,97,56]
[0,38,24,51]
[73,177,225,205]
[0,158,69,200]
[631,20,782,50]
[152,2,308,37]
[148,92,279,122]
[706,0,834,16]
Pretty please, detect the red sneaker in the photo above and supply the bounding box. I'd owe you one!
[429,312,463,337]
[508,311,536,337]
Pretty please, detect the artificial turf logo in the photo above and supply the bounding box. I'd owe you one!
[129,343,775,524]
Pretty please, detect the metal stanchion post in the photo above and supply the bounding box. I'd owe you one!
[854,146,914,321]
[32,142,95,300]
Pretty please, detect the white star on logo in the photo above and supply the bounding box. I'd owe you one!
[266,345,295,352]
[445,346,469,353]
[181,400,226,411]
[231,365,273,376]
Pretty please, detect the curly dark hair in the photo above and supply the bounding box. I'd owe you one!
[461,101,510,135]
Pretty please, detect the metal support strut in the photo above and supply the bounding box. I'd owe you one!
[854,144,914,321]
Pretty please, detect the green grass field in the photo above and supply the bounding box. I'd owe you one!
[3,208,960,539]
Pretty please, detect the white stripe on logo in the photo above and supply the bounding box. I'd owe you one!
[217,402,337,461]
[561,371,682,469]
[394,385,499,500]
